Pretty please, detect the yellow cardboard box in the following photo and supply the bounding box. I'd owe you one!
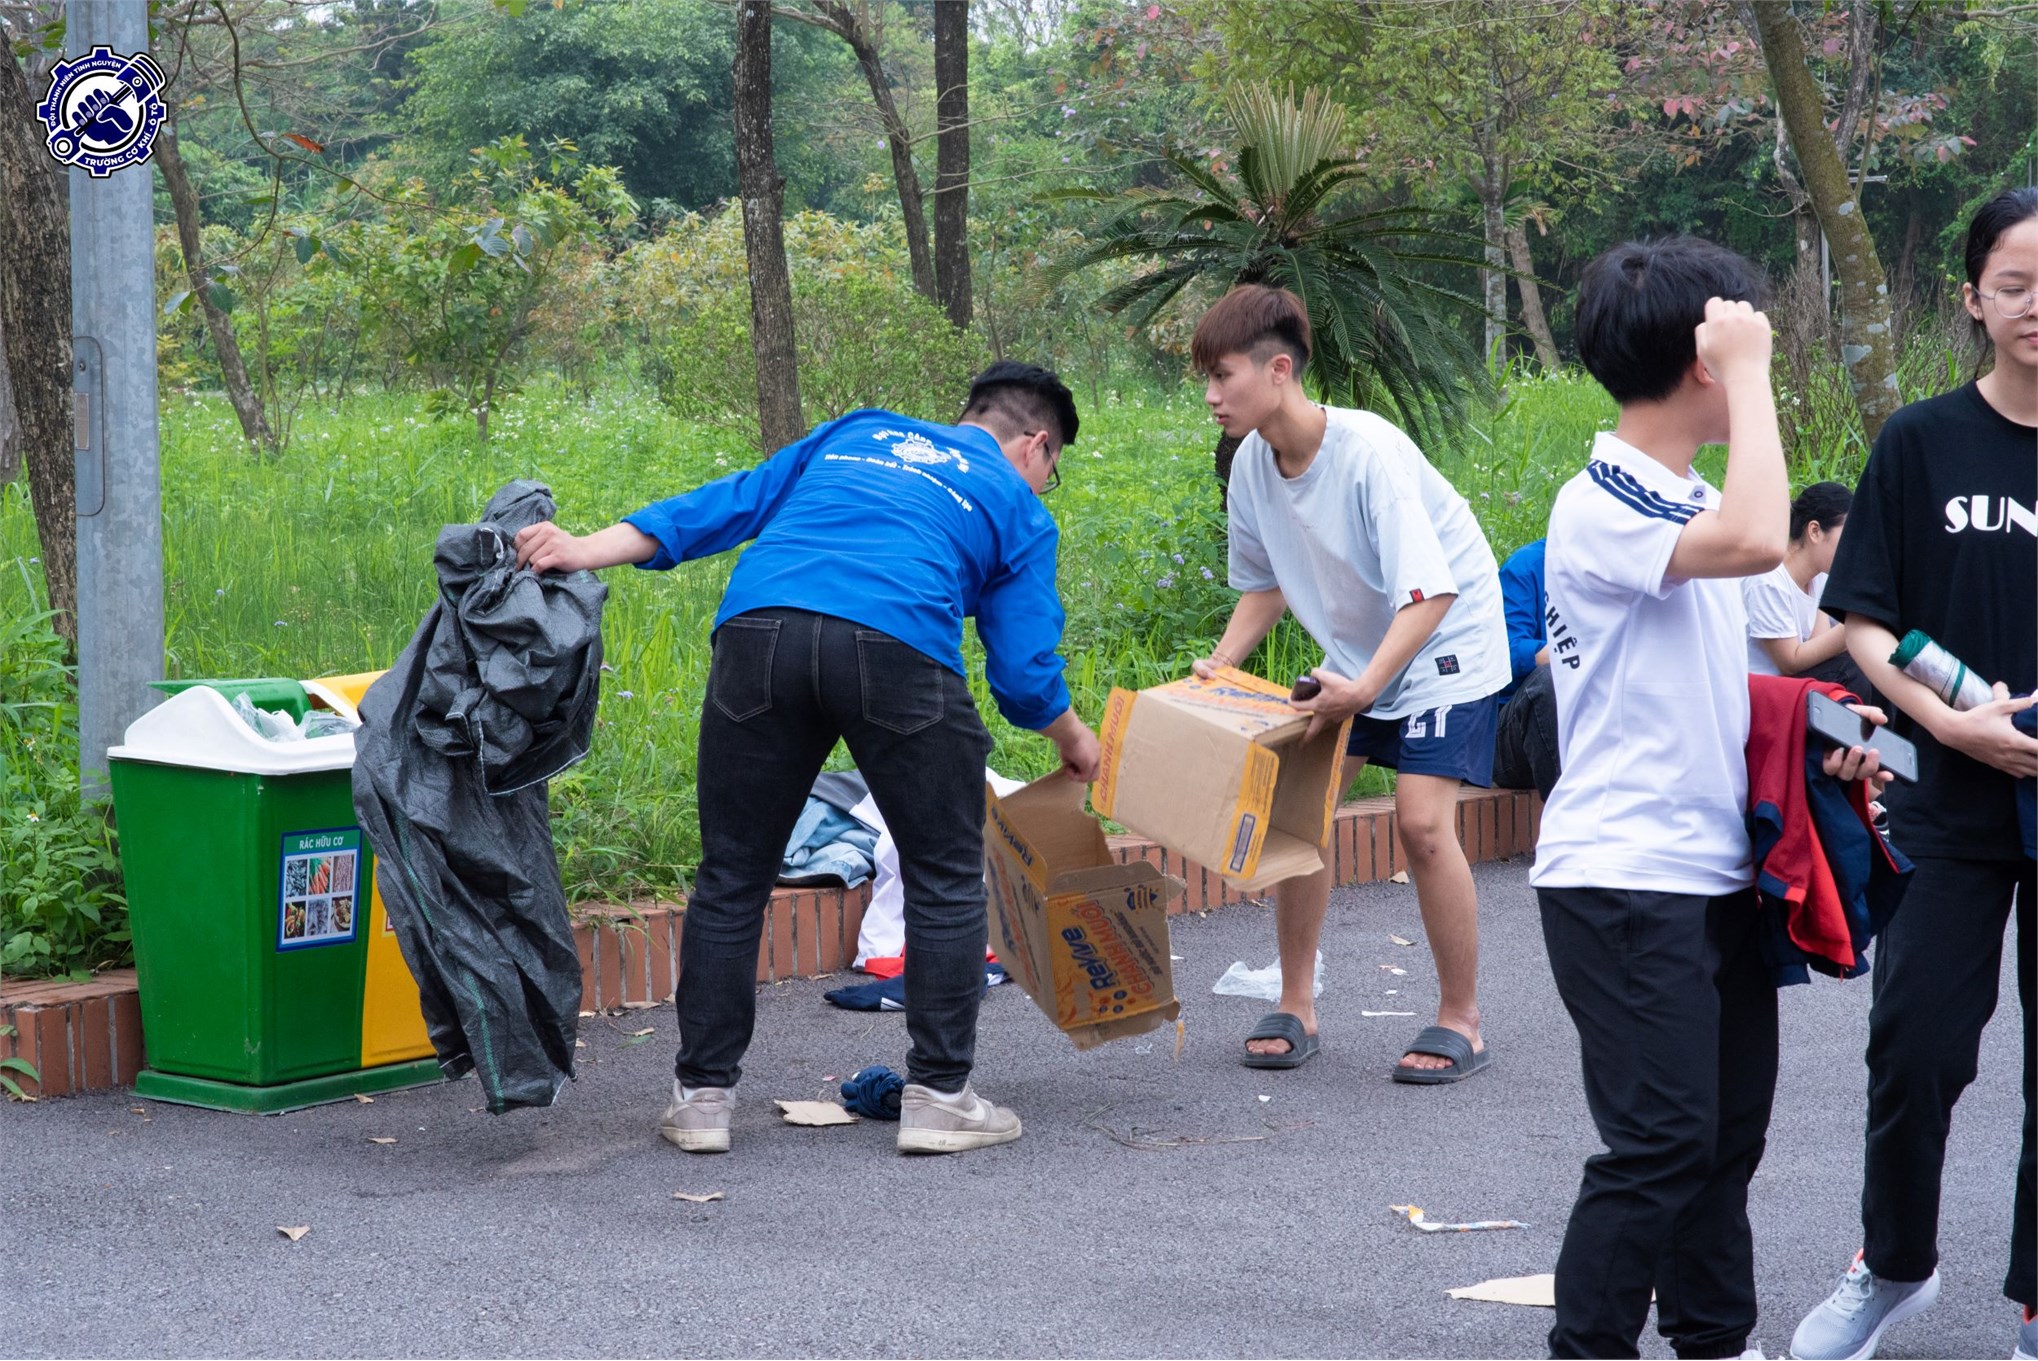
[1090,666,1352,892]
[983,774,1182,1050]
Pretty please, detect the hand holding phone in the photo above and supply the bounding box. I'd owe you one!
[1806,691,1917,783]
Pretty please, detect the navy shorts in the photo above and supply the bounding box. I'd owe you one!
[1346,694,1498,786]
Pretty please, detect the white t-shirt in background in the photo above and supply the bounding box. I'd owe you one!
[1227,406,1510,719]
[1742,563,1828,675]
[1531,432,1754,896]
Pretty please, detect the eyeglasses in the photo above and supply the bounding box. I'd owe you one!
[1976,284,2034,319]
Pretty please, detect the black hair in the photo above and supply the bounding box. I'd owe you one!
[1789,480,1851,541]
[1575,236,1769,404]
[960,361,1079,448]
[1963,187,2038,349]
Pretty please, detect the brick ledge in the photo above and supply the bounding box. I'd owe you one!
[3,788,1539,1098]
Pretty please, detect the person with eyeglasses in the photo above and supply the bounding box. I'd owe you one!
[512,361,1098,1159]
[1789,188,2038,1361]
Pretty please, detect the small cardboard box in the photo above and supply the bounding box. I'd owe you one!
[1090,666,1353,892]
[983,775,1182,1050]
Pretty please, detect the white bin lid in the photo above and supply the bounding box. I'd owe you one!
[107,684,357,776]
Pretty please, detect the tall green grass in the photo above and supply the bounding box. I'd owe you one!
[0,363,1875,904]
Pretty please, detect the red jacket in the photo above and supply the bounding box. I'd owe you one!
[1745,675,1909,982]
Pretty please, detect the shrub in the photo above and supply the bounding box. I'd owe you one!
[624,209,989,441]
[0,572,126,980]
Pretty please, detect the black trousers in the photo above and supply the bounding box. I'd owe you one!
[1537,886,1779,1359]
[1494,662,1561,801]
[1861,854,2035,1307]
[675,608,994,1094]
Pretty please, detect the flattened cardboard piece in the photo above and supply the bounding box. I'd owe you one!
[1091,666,1352,892]
[984,775,1182,1050]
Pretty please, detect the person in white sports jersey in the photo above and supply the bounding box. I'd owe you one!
[1531,237,1890,1360]
[1186,283,1511,1085]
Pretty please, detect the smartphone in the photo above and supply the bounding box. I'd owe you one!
[1806,691,1918,784]
[1291,674,1322,702]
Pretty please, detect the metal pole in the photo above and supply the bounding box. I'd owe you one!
[70,0,163,795]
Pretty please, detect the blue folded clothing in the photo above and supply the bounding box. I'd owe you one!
[822,962,1008,1012]
[840,1064,905,1119]
[780,796,880,888]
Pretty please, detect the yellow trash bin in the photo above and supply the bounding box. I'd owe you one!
[306,671,436,1070]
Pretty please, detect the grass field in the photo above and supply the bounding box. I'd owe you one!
[2,366,1836,911]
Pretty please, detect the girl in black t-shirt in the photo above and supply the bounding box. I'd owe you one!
[1791,189,2038,1361]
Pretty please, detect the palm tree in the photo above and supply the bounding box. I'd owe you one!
[1054,84,1488,491]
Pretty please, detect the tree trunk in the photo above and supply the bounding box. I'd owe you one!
[157,109,274,454]
[830,9,935,303]
[0,42,76,647]
[1505,222,1561,371]
[1751,0,1900,440]
[734,0,805,452]
[932,0,971,330]
[0,313,18,486]
[1478,177,1506,364]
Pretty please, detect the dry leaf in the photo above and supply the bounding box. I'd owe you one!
[1389,934,1415,946]
[352,1094,374,1104]
[574,1039,586,1049]
[628,1027,655,1037]
[277,1226,310,1243]
[1446,1273,1555,1307]
[672,1190,724,1204]
[775,1099,857,1126]
[620,1000,659,1010]
[1389,870,1410,884]
[1173,1016,1186,1063]
[367,1137,397,1145]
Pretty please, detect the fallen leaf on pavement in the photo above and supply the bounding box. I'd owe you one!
[1173,1016,1186,1063]
[1389,870,1410,884]
[672,1190,724,1204]
[1446,1273,1555,1307]
[367,1137,397,1146]
[776,1099,857,1126]
[574,1039,586,1049]
[1389,934,1415,946]
[277,1226,310,1243]
[352,1094,374,1104]
[622,1028,655,1046]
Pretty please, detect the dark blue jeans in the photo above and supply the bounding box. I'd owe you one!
[675,608,993,1094]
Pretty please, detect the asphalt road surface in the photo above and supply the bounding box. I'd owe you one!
[3,860,2024,1360]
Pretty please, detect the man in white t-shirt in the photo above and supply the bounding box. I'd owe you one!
[1533,238,1890,1359]
[1186,284,1510,1084]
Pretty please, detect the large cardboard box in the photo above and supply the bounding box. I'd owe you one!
[1090,666,1353,893]
[983,775,1181,1050]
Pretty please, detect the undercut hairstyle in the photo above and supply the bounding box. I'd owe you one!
[960,361,1080,448]
[1575,237,1769,405]
[1789,480,1852,541]
[1190,283,1312,375]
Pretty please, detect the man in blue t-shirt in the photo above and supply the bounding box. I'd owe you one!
[515,362,1099,1159]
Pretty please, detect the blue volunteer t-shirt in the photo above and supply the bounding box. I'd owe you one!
[622,409,1072,731]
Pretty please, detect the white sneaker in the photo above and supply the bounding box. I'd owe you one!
[896,1083,1022,1154]
[2014,1306,2038,1360]
[1789,1252,1939,1359]
[657,1081,733,1153]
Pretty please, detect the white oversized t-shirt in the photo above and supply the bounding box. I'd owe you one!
[1742,564,1827,675]
[1227,406,1510,719]
[1530,433,1754,896]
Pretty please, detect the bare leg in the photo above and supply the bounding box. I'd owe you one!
[1392,772,1483,1071]
[1247,754,1368,1057]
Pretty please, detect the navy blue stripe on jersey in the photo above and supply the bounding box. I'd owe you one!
[1588,461,1702,525]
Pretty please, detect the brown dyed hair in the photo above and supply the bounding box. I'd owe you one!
[1190,283,1312,374]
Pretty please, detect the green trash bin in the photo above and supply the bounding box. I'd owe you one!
[107,684,441,1113]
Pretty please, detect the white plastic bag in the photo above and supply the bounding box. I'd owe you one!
[1212,950,1325,1002]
